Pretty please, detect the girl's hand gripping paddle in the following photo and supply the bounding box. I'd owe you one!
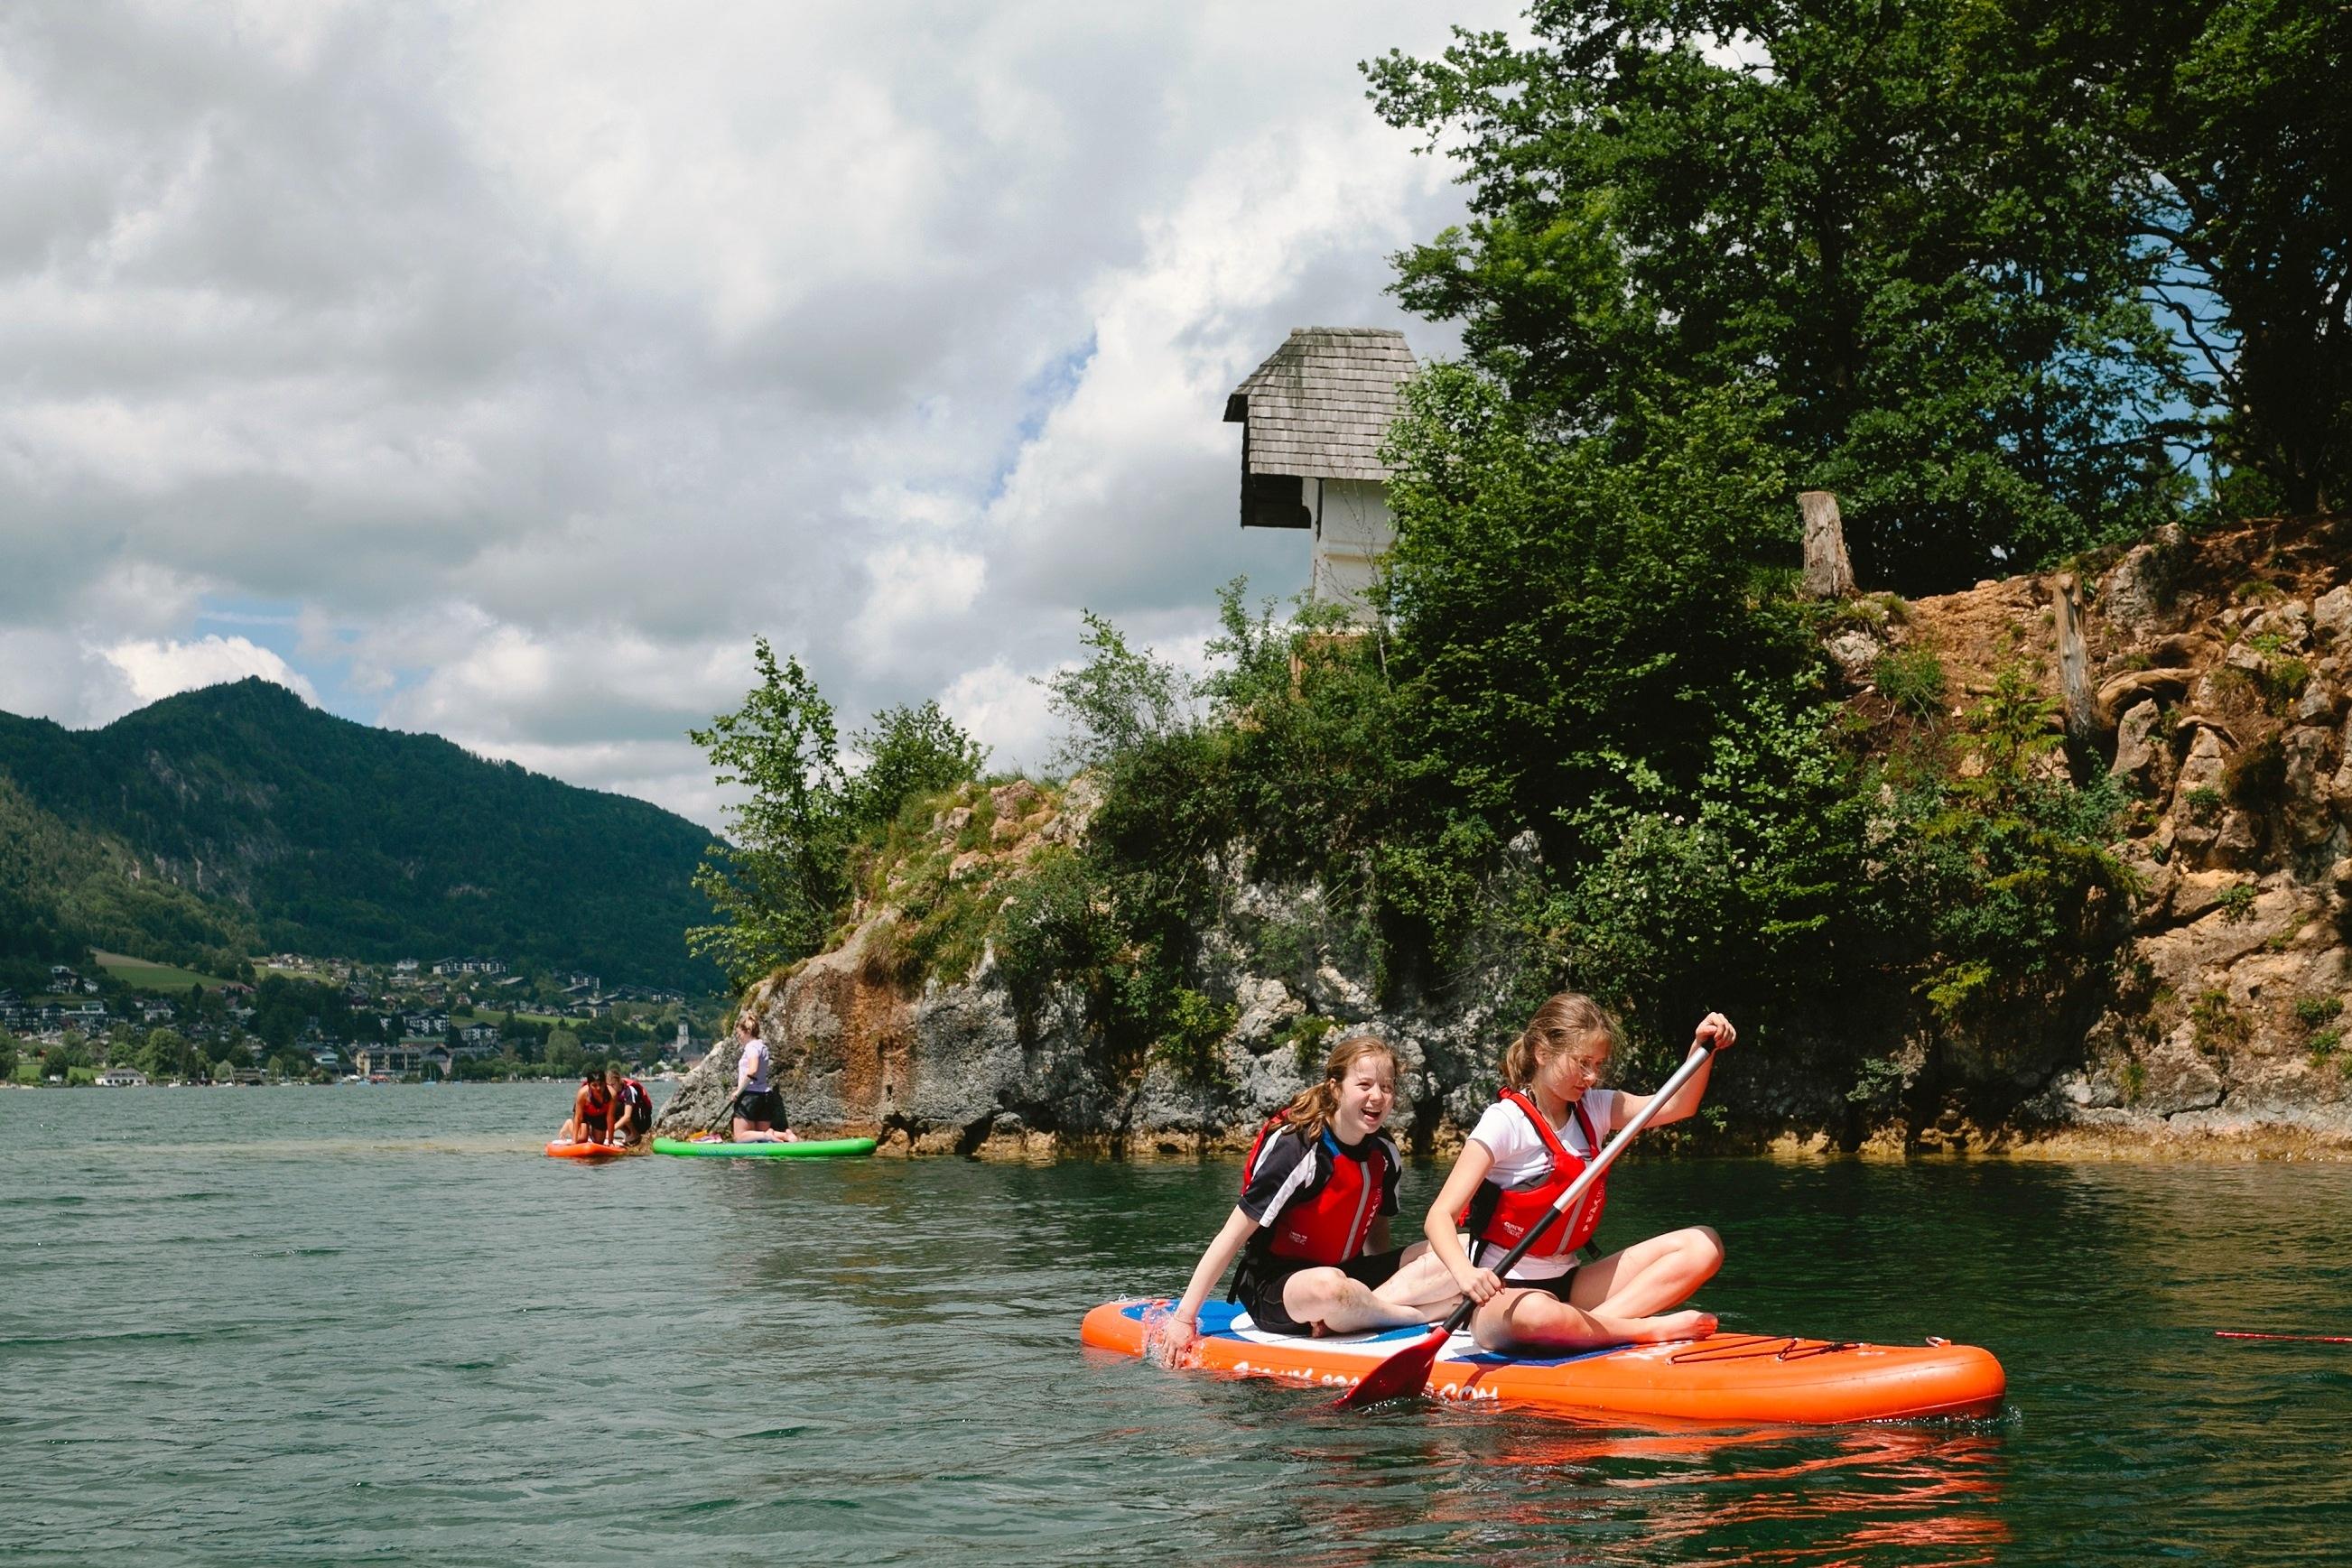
[1334,1037,1718,1410]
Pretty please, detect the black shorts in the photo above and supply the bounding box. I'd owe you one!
[732,1086,786,1125]
[1470,1241,1584,1304]
[1233,1247,1408,1337]
[1498,1267,1581,1304]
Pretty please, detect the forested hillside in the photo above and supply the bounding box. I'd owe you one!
[0,680,722,992]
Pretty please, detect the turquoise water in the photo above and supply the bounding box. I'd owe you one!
[3,1083,2347,1566]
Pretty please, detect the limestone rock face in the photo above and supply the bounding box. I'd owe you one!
[1895,515,2352,1153]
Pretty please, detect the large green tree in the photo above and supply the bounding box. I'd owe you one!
[1365,0,2187,594]
[1993,0,2351,513]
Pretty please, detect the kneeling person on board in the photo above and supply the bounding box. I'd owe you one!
[609,1065,655,1146]
[559,1067,616,1146]
[1422,993,1733,1355]
[730,1011,796,1143]
[1158,1035,1459,1352]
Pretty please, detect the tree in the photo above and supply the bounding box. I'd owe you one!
[686,640,852,986]
[139,1027,190,1081]
[0,1030,15,1082]
[1040,613,1194,772]
[845,702,987,838]
[1381,370,1807,840]
[1992,0,2351,512]
[1365,0,2187,594]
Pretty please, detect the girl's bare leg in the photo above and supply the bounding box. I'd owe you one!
[1471,1290,1715,1354]
[1571,1227,1724,1318]
[1283,1245,1455,1335]
[1468,1228,1724,1354]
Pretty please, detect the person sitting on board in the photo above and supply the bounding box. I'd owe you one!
[1157,1035,1461,1350]
[729,1011,797,1143]
[558,1066,616,1146]
[608,1064,655,1146]
[1422,992,1733,1354]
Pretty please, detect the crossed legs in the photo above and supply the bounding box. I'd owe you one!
[1278,1243,1461,1335]
[1470,1225,1724,1354]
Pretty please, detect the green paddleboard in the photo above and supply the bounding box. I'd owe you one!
[651,1135,879,1159]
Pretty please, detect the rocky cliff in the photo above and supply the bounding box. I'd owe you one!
[1827,514,2352,1155]
[655,515,2352,1158]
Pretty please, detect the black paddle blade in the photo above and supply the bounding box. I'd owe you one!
[1334,1324,1449,1410]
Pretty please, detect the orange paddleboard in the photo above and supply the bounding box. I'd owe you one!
[544,1140,628,1159]
[1082,1299,2004,1424]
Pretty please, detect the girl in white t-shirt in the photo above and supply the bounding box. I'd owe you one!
[1422,992,1734,1354]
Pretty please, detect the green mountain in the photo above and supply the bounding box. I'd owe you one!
[0,680,722,992]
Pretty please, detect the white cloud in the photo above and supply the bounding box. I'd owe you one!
[100,634,320,707]
[0,0,1521,827]
[938,659,1064,776]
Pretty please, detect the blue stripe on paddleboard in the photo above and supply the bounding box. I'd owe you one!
[1112,1298,1632,1367]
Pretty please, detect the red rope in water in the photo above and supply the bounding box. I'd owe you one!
[2214,1331,2352,1344]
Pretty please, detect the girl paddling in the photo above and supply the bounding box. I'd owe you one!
[1424,993,1733,1354]
[1158,1035,1461,1353]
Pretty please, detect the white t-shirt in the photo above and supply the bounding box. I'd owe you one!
[1463,1089,1622,1279]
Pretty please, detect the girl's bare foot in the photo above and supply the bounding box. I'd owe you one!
[1630,1309,1716,1343]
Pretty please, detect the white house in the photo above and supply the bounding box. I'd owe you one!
[96,1067,150,1088]
[1226,328,1418,621]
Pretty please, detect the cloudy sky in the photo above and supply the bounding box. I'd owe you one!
[0,0,1519,829]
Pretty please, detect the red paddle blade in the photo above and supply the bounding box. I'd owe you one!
[1334,1324,1449,1410]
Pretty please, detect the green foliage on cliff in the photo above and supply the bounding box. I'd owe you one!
[1021,381,2133,1069]
[0,681,721,990]
[689,643,989,988]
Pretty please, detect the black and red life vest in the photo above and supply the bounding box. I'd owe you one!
[1240,1115,1392,1265]
[1456,1088,1608,1261]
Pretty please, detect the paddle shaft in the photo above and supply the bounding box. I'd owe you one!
[1434,1040,1715,1336]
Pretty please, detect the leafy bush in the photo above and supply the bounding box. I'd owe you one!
[2293,997,2343,1030]
[1278,1012,1337,1076]
[691,645,987,990]
[846,702,985,840]
[2218,881,2259,924]
[2254,657,2312,714]
[1153,988,1239,1091]
[1874,647,1950,721]
[2191,988,2249,1052]
[2225,735,2287,810]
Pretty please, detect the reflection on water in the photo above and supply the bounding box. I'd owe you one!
[2,1084,2347,1567]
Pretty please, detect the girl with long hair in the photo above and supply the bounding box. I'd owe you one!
[1158,1034,1460,1350]
[1422,993,1734,1353]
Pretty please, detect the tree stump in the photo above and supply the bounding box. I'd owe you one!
[2054,571,2099,769]
[1799,491,1855,598]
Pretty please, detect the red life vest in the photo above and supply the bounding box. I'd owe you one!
[1456,1089,1607,1262]
[1240,1115,1391,1265]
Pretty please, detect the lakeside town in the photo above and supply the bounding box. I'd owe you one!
[0,952,724,1089]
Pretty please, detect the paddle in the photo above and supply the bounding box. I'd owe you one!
[1334,1036,1719,1411]
[2215,1331,2352,1344]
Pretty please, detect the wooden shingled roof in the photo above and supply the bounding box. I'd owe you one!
[1225,328,1418,486]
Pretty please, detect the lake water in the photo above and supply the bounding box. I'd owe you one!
[3,1083,2347,1566]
